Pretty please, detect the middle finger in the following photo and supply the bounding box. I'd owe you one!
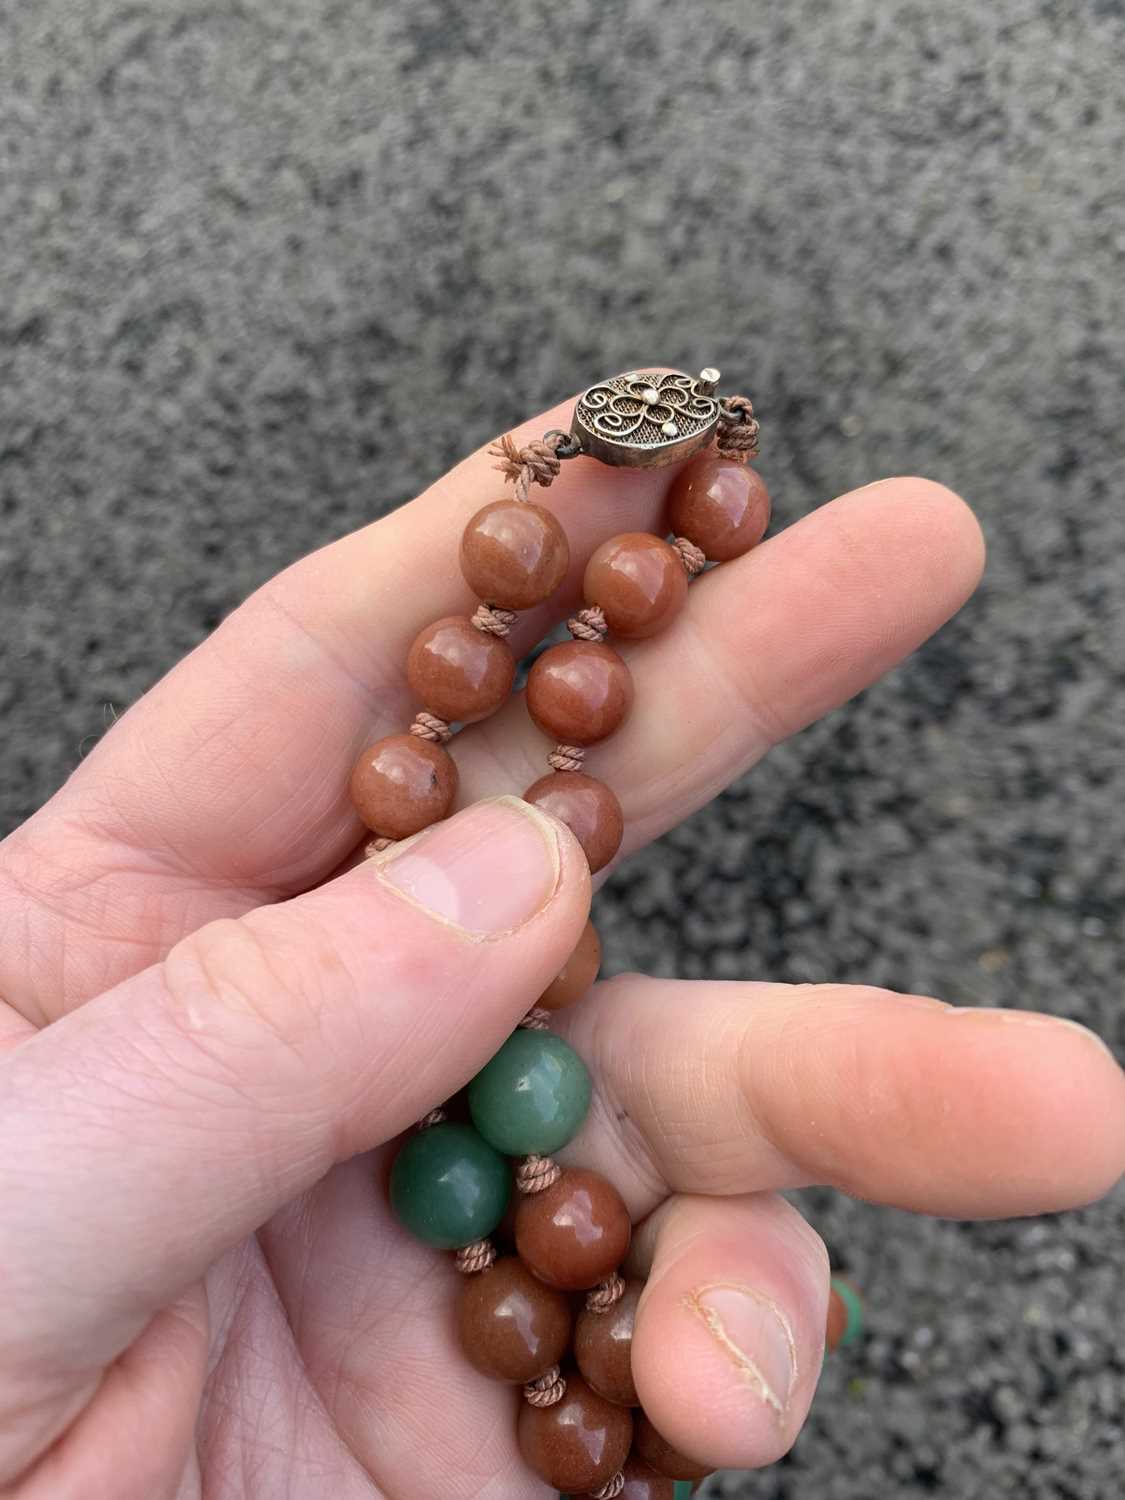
[553,975,1125,1220]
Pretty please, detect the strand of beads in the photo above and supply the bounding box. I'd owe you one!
[349,453,573,854]
[485,441,774,1496]
[355,447,578,1264]
[371,395,863,1498]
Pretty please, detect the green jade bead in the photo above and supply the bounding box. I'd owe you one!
[831,1275,865,1348]
[469,1030,592,1156]
[389,1122,511,1250]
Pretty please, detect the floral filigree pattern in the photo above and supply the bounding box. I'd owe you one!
[574,371,719,453]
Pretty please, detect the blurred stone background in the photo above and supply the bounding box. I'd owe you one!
[2,0,1122,1495]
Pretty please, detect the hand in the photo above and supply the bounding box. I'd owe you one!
[1,390,1121,1500]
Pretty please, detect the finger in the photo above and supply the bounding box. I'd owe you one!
[7,1286,208,1500]
[455,475,985,853]
[554,977,1125,1218]
[0,470,981,1030]
[0,798,588,1484]
[0,381,690,1020]
[628,1193,829,1473]
[1,389,680,926]
[258,1154,548,1500]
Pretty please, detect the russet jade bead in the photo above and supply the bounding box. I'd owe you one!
[574,1278,642,1406]
[526,640,633,746]
[523,771,623,874]
[583,531,688,640]
[666,455,771,562]
[406,615,515,724]
[515,1166,631,1291]
[516,1370,633,1492]
[349,733,457,839]
[619,1454,677,1499]
[468,1030,592,1156]
[388,1122,509,1250]
[460,499,570,610]
[455,1255,572,1383]
[538,919,601,1011]
[633,1413,712,1481]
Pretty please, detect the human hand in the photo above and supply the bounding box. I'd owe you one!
[1,390,1122,1499]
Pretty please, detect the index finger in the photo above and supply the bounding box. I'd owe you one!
[0,385,683,1017]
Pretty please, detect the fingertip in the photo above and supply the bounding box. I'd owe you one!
[940,1008,1125,1210]
[631,1195,828,1473]
[835,474,986,613]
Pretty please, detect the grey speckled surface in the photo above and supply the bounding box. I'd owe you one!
[2,1,1123,1495]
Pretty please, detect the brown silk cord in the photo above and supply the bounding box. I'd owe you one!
[518,1007,552,1030]
[455,1240,497,1275]
[567,605,608,642]
[548,744,585,772]
[590,1474,625,1499]
[716,393,761,461]
[523,1365,567,1407]
[490,431,569,502]
[471,601,517,637]
[673,536,706,577]
[409,711,453,744]
[585,1273,625,1313]
[517,1154,562,1194]
[417,1108,447,1130]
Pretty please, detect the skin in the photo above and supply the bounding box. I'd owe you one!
[0,388,1122,1499]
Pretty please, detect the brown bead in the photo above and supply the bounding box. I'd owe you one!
[826,1283,852,1351]
[349,734,457,840]
[666,455,771,562]
[523,772,624,874]
[583,531,688,640]
[575,1278,642,1406]
[620,1455,677,1500]
[539,919,601,1011]
[406,615,515,724]
[515,1167,631,1291]
[633,1413,712,1481]
[517,1371,633,1492]
[460,499,570,610]
[526,641,633,746]
[456,1255,572,1384]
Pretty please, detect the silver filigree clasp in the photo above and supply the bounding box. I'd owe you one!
[570,368,723,468]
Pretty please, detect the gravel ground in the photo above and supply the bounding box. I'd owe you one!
[2,1,1123,1495]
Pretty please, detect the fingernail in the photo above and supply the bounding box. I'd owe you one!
[947,1006,1117,1061]
[372,796,562,937]
[689,1284,797,1420]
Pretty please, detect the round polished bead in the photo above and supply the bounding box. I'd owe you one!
[526,641,633,746]
[515,1167,631,1291]
[523,771,624,874]
[406,615,515,725]
[350,733,458,839]
[538,919,601,1011]
[583,532,688,639]
[456,1255,572,1383]
[460,500,570,611]
[666,455,771,561]
[469,1031,592,1157]
[516,1371,633,1492]
[826,1276,864,1351]
[575,1279,642,1406]
[389,1122,509,1250]
[620,1454,677,1500]
[633,1414,712,1481]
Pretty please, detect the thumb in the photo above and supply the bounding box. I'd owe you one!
[0,796,588,1382]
